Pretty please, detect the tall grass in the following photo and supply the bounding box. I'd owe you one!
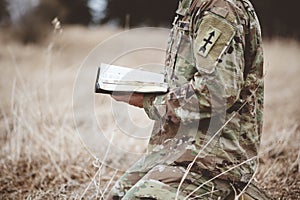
[0,26,120,199]
[0,27,299,199]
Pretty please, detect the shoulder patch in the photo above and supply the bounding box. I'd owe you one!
[198,26,221,58]
[194,12,236,73]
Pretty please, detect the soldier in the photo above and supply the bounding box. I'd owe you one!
[109,0,270,199]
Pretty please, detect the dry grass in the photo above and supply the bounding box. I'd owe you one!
[256,39,300,199]
[0,26,299,199]
[0,26,122,199]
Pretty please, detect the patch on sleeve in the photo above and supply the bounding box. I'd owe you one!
[198,26,221,57]
[194,12,235,73]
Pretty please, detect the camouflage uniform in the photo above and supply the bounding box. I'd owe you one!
[109,0,269,199]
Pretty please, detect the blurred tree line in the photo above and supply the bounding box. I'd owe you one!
[101,0,177,27]
[253,0,299,39]
[0,0,91,43]
[0,0,299,43]
[103,0,300,39]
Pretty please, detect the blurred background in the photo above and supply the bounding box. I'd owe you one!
[0,0,299,199]
[0,0,300,43]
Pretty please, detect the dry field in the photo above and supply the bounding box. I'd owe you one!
[0,26,299,199]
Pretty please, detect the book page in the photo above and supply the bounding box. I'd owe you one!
[96,63,168,93]
[100,63,165,84]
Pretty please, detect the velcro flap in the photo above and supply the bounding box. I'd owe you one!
[194,13,235,73]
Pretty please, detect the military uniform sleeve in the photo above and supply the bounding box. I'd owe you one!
[144,10,245,123]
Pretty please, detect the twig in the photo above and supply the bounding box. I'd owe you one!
[0,103,11,136]
[185,144,276,199]
[176,77,264,199]
[101,169,119,199]
[189,190,220,199]
[176,100,248,199]
[80,165,102,199]
[80,126,117,199]
[288,141,300,175]
[234,168,258,200]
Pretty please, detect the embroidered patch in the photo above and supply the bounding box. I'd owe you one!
[193,13,236,73]
[198,26,221,58]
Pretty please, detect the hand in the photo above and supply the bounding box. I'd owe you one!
[111,92,144,108]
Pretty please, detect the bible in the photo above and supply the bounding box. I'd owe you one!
[95,63,168,94]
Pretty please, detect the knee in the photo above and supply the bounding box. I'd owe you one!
[107,181,125,200]
[122,179,184,200]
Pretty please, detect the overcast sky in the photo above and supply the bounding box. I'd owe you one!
[87,0,107,24]
[6,0,39,24]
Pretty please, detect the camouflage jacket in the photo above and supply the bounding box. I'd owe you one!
[135,0,264,183]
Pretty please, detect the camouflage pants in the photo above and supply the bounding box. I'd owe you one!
[108,165,244,200]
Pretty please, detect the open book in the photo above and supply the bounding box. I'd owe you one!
[95,63,169,94]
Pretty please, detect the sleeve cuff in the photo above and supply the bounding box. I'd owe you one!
[143,94,156,119]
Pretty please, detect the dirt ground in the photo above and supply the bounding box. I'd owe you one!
[0,26,299,199]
